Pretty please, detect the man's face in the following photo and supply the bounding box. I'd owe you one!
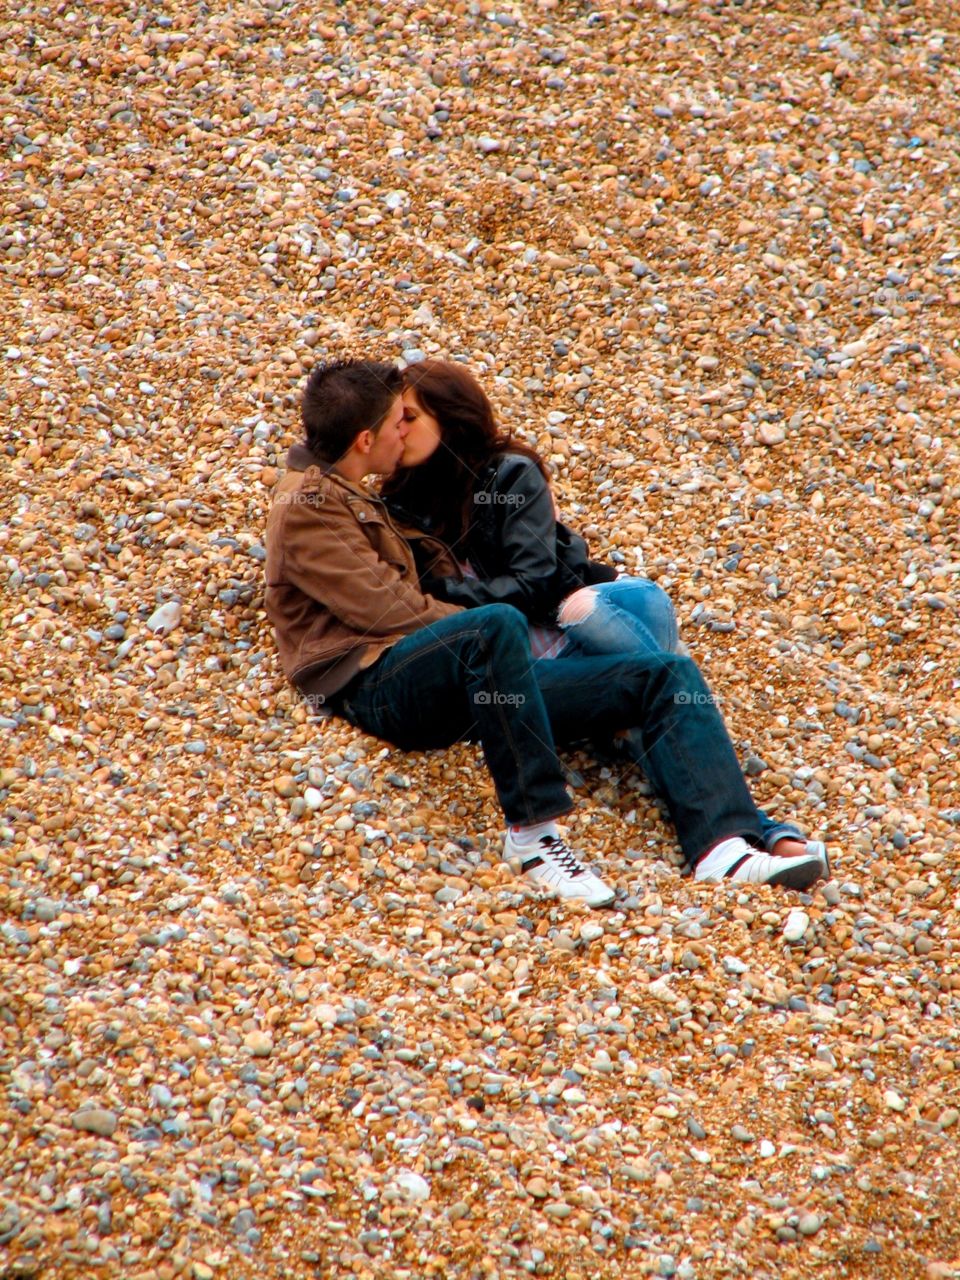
[363,394,408,475]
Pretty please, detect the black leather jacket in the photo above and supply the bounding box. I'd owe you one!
[384,453,616,626]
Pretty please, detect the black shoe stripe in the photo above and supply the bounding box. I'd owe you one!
[723,854,752,878]
[521,855,545,871]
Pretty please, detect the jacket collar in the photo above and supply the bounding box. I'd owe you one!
[286,441,330,472]
[285,442,380,500]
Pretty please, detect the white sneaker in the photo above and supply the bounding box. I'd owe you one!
[805,839,833,879]
[695,837,823,890]
[504,831,615,908]
[771,837,832,879]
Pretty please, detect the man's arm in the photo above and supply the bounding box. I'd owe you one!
[281,489,461,637]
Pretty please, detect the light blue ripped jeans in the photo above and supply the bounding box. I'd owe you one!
[555,577,806,853]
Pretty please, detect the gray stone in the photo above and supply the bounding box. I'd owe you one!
[783,909,810,943]
[0,1201,22,1244]
[233,1209,257,1234]
[146,600,181,634]
[434,887,462,905]
[71,1107,118,1137]
[821,881,841,906]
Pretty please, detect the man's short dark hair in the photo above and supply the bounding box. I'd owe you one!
[301,359,402,463]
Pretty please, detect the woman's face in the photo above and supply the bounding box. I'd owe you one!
[401,388,443,466]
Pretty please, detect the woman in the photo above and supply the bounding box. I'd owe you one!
[382,358,830,874]
[383,359,679,661]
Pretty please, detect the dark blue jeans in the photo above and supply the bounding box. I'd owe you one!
[556,580,805,854]
[332,605,765,868]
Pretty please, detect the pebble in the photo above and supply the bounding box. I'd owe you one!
[544,1203,573,1220]
[0,1202,21,1245]
[303,786,324,810]
[434,886,463,904]
[782,910,810,943]
[758,423,786,446]
[146,601,182,634]
[3,5,960,1278]
[243,1031,274,1058]
[391,1171,430,1203]
[821,881,842,906]
[149,1084,173,1109]
[71,1108,118,1138]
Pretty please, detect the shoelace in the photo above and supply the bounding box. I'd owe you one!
[540,835,585,878]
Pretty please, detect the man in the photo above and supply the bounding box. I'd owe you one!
[265,359,824,906]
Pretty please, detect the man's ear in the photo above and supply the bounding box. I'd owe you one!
[354,428,375,456]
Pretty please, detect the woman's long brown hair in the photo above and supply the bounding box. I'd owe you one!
[382,360,548,550]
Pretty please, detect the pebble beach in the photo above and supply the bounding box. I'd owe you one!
[2,1,959,1277]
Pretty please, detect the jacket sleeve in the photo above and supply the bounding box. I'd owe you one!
[281,490,461,637]
[434,459,562,620]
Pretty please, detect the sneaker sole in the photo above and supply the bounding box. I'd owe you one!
[531,886,616,908]
[585,887,616,908]
[549,883,616,908]
[764,856,823,890]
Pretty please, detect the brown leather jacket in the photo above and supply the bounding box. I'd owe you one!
[264,444,462,700]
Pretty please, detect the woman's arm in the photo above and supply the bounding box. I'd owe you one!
[428,457,565,621]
